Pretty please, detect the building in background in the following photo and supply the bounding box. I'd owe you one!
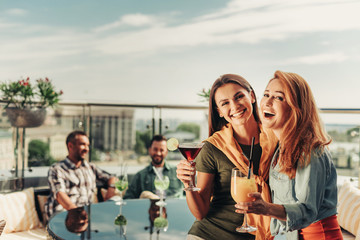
[0,106,136,170]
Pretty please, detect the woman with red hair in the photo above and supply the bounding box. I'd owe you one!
[235,70,343,239]
[177,74,277,240]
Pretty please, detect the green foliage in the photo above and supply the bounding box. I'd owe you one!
[197,88,210,103]
[28,139,56,166]
[176,122,200,139]
[0,77,63,109]
[328,130,348,142]
[90,148,101,161]
[134,130,152,155]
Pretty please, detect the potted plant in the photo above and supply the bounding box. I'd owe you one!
[0,77,63,128]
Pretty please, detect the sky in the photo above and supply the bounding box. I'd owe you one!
[1,0,360,123]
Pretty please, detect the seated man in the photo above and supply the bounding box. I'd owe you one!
[45,130,117,220]
[124,135,182,199]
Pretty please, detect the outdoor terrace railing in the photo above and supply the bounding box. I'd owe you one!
[0,101,359,192]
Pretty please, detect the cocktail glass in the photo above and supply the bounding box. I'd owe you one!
[178,142,204,191]
[231,167,257,232]
[115,174,128,206]
[154,175,170,207]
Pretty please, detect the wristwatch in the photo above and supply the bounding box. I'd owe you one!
[109,184,116,188]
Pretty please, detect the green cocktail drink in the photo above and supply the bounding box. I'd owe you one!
[115,180,128,191]
[154,177,169,191]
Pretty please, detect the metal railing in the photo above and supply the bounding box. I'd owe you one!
[0,101,359,192]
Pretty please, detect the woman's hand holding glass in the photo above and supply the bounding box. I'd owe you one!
[231,167,258,232]
[176,160,196,189]
[234,192,271,216]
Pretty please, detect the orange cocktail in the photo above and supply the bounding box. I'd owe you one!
[231,167,257,233]
[231,177,257,203]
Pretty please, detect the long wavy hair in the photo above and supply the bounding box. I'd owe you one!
[208,74,260,136]
[273,70,331,178]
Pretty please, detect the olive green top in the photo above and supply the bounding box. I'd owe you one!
[188,141,261,240]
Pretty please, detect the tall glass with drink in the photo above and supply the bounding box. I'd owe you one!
[154,175,170,207]
[231,167,257,232]
[115,174,128,206]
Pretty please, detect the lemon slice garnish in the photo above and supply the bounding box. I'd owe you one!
[167,138,179,151]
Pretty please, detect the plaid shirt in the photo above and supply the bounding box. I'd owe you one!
[45,158,112,219]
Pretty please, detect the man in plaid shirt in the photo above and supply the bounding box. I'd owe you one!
[45,130,117,220]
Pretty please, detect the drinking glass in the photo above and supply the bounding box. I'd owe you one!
[231,167,257,232]
[115,174,128,206]
[154,175,170,207]
[114,213,127,236]
[178,142,204,191]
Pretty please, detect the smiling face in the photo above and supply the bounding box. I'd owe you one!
[68,134,90,163]
[148,140,168,167]
[215,83,255,128]
[260,78,292,139]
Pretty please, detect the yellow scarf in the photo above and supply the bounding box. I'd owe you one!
[206,123,277,240]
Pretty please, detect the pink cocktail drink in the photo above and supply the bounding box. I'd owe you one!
[178,146,202,163]
[178,142,204,191]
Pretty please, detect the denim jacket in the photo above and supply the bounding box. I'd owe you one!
[269,147,338,240]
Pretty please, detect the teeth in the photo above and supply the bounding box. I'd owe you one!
[232,109,245,117]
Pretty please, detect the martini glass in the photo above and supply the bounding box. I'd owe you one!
[178,142,204,191]
[115,174,128,206]
[154,175,170,207]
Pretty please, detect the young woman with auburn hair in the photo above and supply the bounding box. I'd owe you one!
[177,74,277,240]
[235,71,342,240]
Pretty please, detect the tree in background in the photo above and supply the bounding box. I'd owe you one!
[28,139,56,166]
[134,130,152,155]
[176,122,200,139]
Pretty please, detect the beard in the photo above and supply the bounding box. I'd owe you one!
[74,150,87,161]
[151,155,164,166]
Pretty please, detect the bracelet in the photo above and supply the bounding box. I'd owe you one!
[108,184,116,188]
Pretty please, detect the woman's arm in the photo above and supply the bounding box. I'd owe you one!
[236,149,337,231]
[177,160,214,220]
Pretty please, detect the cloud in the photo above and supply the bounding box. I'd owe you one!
[93,13,159,32]
[94,0,360,54]
[5,8,28,16]
[1,0,360,62]
[281,52,349,65]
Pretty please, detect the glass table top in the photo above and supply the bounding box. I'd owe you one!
[47,198,195,240]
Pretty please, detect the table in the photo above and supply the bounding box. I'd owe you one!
[47,198,195,240]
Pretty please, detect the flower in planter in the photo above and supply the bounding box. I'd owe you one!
[0,77,63,109]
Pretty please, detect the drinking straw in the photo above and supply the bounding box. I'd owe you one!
[152,166,164,182]
[247,137,255,179]
[120,163,128,179]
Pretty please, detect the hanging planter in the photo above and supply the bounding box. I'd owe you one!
[6,107,47,128]
[0,77,63,128]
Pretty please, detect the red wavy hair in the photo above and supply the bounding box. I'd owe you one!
[272,71,331,178]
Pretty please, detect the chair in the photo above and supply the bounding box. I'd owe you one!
[0,219,6,236]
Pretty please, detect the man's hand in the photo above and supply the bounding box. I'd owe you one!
[105,176,118,201]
